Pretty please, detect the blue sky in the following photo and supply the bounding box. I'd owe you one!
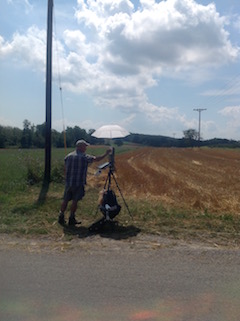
[0,0,240,139]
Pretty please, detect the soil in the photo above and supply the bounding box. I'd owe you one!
[90,147,240,215]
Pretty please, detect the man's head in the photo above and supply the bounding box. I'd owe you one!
[76,139,90,152]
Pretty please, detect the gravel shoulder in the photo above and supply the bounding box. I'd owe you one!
[1,231,239,254]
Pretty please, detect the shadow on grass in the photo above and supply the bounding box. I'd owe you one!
[63,222,141,241]
[12,203,40,215]
[37,180,50,204]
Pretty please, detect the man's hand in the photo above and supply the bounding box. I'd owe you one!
[94,147,113,162]
[106,147,113,155]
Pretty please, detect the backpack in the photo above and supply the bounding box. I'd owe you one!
[100,189,121,219]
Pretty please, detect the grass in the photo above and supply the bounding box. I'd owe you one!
[0,146,139,236]
[0,146,240,246]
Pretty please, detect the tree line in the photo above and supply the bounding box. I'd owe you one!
[0,120,240,149]
[0,120,101,149]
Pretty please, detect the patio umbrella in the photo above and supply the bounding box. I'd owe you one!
[91,124,130,139]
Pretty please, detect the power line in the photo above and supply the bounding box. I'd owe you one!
[202,73,240,109]
[53,5,67,153]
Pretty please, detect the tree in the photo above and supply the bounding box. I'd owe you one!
[114,139,123,146]
[33,124,45,148]
[0,126,6,148]
[21,119,33,148]
[52,129,64,147]
[183,129,198,141]
[88,129,95,135]
[65,126,88,147]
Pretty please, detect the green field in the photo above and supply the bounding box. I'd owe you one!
[0,146,141,237]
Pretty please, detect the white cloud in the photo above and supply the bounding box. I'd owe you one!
[219,105,240,118]
[0,26,46,70]
[1,0,239,134]
[218,106,240,138]
[71,0,239,117]
[141,103,178,123]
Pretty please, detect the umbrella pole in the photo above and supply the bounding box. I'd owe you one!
[103,169,112,190]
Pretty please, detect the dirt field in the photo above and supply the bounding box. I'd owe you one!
[90,147,240,215]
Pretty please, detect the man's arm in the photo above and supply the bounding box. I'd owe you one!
[93,147,112,162]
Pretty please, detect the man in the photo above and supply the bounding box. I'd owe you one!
[58,139,112,226]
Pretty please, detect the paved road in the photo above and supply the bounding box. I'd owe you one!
[1,235,240,321]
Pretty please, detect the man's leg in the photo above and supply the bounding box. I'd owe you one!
[58,187,71,225]
[60,199,68,213]
[68,186,84,226]
[70,200,78,213]
[68,200,82,225]
[58,199,68,225]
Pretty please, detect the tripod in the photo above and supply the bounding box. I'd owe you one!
[88,152,132,232]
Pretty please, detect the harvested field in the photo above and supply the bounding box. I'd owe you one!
[89,147,240,215]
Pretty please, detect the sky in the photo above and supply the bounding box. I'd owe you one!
[0,0,240,140]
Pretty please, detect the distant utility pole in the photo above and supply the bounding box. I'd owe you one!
[193,108,207,141]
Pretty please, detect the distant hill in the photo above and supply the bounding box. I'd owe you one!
[125,133,240,148]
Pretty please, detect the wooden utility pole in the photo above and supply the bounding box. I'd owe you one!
[44,0,53,184]
[193,108,207,141]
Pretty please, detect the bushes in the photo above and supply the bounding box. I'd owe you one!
[51,162,65,183]
[26,157,64,185]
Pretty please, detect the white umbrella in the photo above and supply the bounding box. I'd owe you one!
[91,124,130,139]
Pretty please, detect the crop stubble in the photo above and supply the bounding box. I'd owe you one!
[90,147,240,215]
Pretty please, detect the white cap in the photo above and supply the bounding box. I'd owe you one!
[76,139,90,147]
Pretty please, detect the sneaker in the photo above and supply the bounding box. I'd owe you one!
[68,217,81,226]
[58,213,66,225]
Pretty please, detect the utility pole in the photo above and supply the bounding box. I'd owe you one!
[44,0,53,184]
[193,108,207,141]
[38,0,53,202]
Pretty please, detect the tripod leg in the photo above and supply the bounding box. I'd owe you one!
[94,170,112,217]
[111,172,133,219]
